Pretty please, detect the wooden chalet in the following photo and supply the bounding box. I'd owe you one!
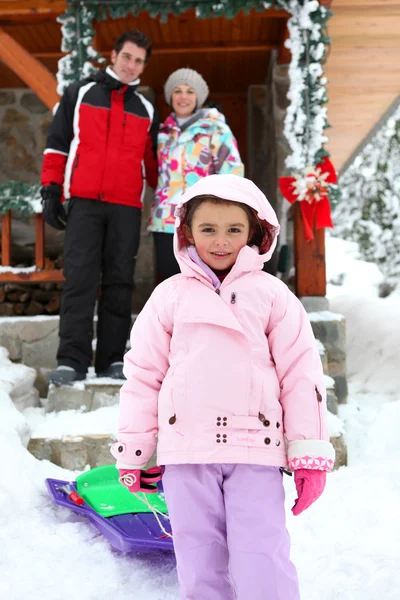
[0,0,399,300]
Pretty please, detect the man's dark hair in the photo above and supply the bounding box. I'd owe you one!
[114,30,152,62]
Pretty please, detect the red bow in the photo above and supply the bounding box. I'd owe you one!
[279,156,336,241]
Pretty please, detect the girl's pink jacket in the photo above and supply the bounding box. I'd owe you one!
[112,175,335,472]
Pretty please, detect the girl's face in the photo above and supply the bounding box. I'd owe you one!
[171,85,197,118]
[184,201,251,271]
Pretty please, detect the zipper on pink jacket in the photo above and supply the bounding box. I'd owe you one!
[315,386,323,438]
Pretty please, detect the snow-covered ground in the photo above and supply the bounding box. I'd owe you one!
[0,235,399,599]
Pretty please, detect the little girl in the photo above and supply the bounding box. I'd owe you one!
[111,174,335,600]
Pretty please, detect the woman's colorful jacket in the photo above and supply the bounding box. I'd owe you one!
[148,108,244,234]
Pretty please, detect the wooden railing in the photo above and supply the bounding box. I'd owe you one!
[0,212,64,282]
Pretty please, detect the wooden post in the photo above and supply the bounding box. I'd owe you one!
[35,214,45,269]
[293,204,326,297]
[1,212,12,267]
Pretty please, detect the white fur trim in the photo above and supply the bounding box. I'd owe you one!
[288,439,336,463]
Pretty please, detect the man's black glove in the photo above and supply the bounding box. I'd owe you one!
[40,184,67,231]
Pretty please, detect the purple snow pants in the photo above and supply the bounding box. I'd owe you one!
[162,463,300,600]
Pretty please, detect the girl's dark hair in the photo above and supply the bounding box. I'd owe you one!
[114,30,152,62]
[184,195,264,248]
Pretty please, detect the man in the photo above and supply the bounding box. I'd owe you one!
[41,30,158,385]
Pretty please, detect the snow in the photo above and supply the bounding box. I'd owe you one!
[326,411,344,438]
[1,235,399,599]
[308,310,344,322]
[0,265,37,274]
[0,314,58,323]
[26,404,118,440]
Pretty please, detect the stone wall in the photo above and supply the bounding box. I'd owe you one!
[0,89,51,184]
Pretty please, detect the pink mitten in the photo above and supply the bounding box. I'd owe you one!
[119,466,162,494]
[292,469,326,516]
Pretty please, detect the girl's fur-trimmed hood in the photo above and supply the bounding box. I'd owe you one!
[174,174,280,265]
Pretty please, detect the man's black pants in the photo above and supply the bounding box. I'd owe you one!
[153,232,180,283]
[57,198,141,374]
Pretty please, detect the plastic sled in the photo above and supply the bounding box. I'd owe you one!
[45,465,173,553]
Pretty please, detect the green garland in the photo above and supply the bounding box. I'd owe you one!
[0,182,41,217]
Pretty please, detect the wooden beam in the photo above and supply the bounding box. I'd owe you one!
[35,214,45,269]
[333,0,400,6]
[1,212,12,267]
[0,13,59,26]
[0,270,64,283]
[0,0,65,17]
[0,2,289,18]
[32,42,279,60]
[293,205,326,297]
[0,27,59,109]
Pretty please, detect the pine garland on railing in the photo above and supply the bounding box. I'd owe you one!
[0,182,42,217]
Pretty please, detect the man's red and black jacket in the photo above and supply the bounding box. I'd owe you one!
[41,69,159,208]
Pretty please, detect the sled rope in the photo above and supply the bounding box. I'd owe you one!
[134,493,173,539]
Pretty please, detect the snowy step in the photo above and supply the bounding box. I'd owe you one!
[26,401,158,471]
[26,404,118,470]
[43,369,124,413]
[28,434,115,471]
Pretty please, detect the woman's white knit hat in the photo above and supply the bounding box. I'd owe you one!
[164,68,209,108]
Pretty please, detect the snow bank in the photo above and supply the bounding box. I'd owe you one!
[0,346,39,410]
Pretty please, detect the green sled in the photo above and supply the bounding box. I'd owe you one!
[75,464,168,518]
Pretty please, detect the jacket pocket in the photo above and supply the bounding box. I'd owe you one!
[123,115,149,151]
[256,378,285,445]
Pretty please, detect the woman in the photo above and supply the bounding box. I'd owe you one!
[148,68,244,282]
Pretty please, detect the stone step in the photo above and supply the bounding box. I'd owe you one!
[28,434,116,471]
[42,370,124,413]
[317,339,329,375]
[309,311,348,404]
[324,374,339,415]
[330,434,347,469]
[28,431,347,471]
[0,315,132,397]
